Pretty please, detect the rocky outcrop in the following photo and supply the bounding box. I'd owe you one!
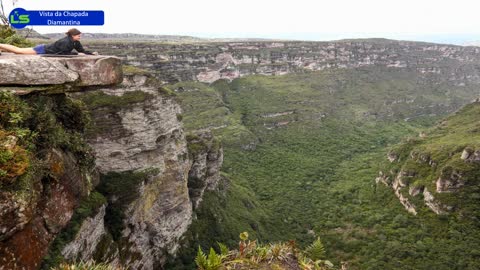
[377,170,419,215]
[436,169,464,193]
[423,189,448,215]
[187,132,223,209]
[1,56,224,269]
[0,54,122,86]
[377,158,453,215]
[375,171,417,215]
[376,101,480,216]
[64,75,190,269]
[58,72,223,269]
[0,55,121,270]
[62,205,108,262]
[461,147,480,163]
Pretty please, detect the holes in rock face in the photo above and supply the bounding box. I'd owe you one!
[109,151,124,158]
[171,129,181,139]
[156,130,181,145]
[177,153,188,161]
[156,135,167,145]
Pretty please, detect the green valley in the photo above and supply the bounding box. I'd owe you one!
[168,67,480,269]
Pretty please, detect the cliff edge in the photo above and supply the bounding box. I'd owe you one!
[0,54,122,87]
[0,56,222,270]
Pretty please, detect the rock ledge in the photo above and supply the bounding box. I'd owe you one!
[0,54,122,87]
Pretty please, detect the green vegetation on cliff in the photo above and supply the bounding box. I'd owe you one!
[0,91,99,269]
[0,25,34,47]
[380,101,480,219]
[0,92,32,183]
[171,67,480,269]
[0,92,95,189]
[42,192,107,269]
[96,169,159,241]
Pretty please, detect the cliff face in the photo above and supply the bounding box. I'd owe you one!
[88,40,480,85]
[376,101,480,218]
[0,54,121,270]
[186,132,223,209]
[0,55,223,269]
[0,147,98,270]
[65,73,222,270]
[67,74,194,269]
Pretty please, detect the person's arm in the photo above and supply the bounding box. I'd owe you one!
[74,41,94,55]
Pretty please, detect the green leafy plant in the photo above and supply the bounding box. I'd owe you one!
[195,232,332,269]
[195,246,225,270]
[0,25,33,47]
[304,237,326,261]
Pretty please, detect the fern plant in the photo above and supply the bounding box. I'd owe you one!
[305,237,326,261]
[197,232,335,269]
[195,244,228,270]
[217,242,229,256]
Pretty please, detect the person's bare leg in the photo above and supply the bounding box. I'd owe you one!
[0,44,36,55]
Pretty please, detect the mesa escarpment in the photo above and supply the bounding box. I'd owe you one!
[87,39,480,85]
[0,55,223,269]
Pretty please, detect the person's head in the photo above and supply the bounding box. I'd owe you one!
[66,28,82,41]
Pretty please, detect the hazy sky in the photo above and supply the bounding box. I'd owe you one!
[4,0,480,44]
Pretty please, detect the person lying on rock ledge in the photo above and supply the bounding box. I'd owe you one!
[0,28,98,55]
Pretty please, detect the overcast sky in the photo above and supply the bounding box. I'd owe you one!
[4,0,480,44]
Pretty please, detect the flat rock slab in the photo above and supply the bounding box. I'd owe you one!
[0,54,123,86]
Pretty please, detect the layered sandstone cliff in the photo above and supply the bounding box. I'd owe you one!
[87,39,480,84]
[0,55,223,269]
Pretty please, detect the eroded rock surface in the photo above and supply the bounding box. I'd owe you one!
[0,148,98,270]
[0,54,122,86]
[59,73,223,269]
[187,132,223,209]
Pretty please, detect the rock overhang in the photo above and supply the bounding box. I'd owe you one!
[0,54,123,87]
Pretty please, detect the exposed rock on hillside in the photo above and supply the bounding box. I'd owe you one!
[186,132,223,209]
[461,147,480,163]
[376,101,480,217]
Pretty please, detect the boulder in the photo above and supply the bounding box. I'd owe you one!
[461,147,480,163]
[0,54,122,86]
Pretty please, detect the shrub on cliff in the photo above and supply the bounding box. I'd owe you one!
[0,130,29,182]
[0,25,33,47]
[0,91,32,183]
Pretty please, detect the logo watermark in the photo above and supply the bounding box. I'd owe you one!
[9,8,104,29]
